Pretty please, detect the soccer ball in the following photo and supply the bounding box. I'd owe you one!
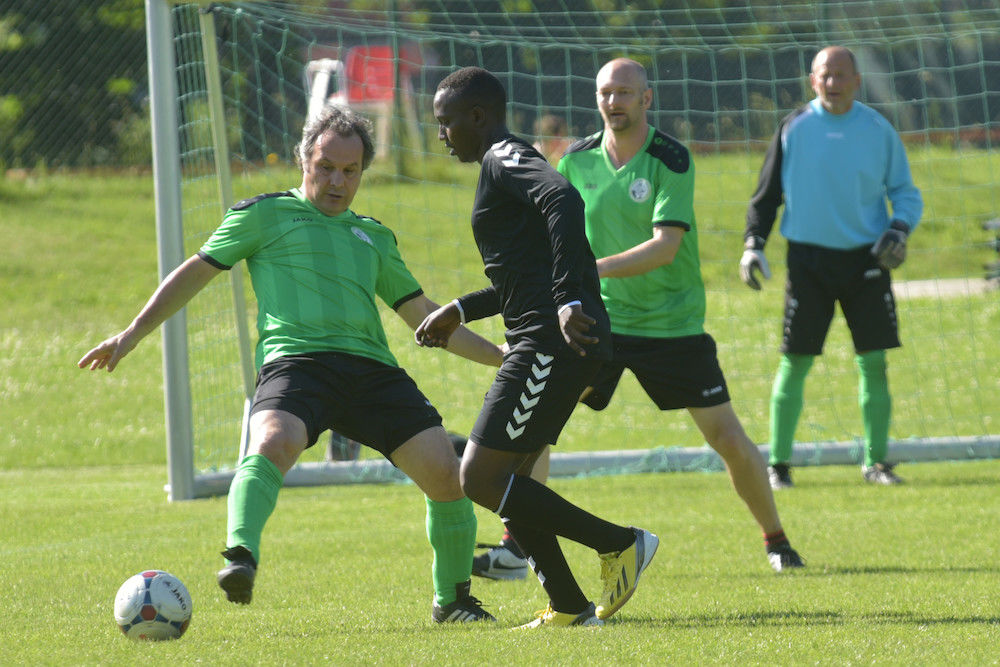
[114,570,192,640]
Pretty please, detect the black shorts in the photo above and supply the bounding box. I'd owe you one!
[470,349,603,454]
[783,242,901,355]
[250,352,442,458]
[581,333,730,411]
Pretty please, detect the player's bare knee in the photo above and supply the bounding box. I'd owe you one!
[250,437,302,474]
[709,430,754,464]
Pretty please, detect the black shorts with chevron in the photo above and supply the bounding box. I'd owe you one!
[469,349,603,453]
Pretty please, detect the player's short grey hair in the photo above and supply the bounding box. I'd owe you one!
[296,104,375,170]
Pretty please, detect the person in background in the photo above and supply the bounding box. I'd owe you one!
[532,112,573,164]
[740,45,923,488]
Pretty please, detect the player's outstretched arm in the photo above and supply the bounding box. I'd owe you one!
[403,295,503,367]
[78,254,222,372]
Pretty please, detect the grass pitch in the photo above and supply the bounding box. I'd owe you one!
[1,461,998,664]
[1,156,998,663]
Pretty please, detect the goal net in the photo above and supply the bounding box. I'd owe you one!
[150,0,1000,499]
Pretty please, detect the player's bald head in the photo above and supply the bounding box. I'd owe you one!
[596,58,648,91]
[812,46,858,75]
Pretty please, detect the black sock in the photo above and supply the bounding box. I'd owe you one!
[499,474,633,554]
[765,529,789,551]
[506,519,588,614]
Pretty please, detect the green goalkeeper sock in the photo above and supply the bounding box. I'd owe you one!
[769,353,814,465]
[856,350,891,467]
[425,496,477,606]
[226,454,283,565]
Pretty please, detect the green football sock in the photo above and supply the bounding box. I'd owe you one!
[425,496,477,606]
[856,350,891,467]
[226,454,283,565]
[769,353,814,465]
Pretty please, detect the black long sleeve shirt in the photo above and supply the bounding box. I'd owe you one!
[458,134,611,359]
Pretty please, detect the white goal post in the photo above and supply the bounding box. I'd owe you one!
[148,0,255,500]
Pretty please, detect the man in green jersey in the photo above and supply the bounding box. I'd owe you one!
[79,105,502,622]
[473,58,804,579]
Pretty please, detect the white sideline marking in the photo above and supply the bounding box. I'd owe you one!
[894,278,996,299]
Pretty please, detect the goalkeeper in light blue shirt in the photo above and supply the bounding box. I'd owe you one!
[740,46,923,488]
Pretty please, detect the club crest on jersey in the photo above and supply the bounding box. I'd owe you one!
[629,178,652,202]
[351,227,374,246]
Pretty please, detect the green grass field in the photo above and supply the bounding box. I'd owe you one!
[1,463,998,664]
[1,152,998,663]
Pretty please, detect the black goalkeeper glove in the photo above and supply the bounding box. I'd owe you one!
[871,220,910,270]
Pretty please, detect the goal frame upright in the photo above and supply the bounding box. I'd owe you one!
[147,0,256,500]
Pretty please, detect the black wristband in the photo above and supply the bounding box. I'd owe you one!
[889,220,910,235]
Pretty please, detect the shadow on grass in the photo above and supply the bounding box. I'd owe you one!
[611,609,1000,628]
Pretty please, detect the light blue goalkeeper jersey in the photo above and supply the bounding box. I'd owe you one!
[754,98,923,249]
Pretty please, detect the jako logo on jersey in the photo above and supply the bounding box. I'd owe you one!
[505,353,553,440]
[351,227,374,246]
[629,178,652,202]
[494,143,522,167]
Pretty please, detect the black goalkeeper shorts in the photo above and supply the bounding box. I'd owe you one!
[782,242,901,355]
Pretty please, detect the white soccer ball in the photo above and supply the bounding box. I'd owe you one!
[114,570,192,640]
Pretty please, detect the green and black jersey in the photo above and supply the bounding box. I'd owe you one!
[198,187,422,369]
[557,126,705,339]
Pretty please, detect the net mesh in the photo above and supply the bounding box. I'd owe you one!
[165,1,1000,488]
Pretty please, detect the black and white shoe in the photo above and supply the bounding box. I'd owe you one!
[472,542,529,580]
[432,580,496,623]
[863,462,903,485]
[768,463,794,490]
[767,543,805,572]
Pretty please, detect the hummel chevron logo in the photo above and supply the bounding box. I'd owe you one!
[494,142,521,167]
[531,363,551,378]
[525,377,547,393]
[505,352,554,440]
[506,423,525,439]
[512,407,531,425]
[502,152,521,167]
